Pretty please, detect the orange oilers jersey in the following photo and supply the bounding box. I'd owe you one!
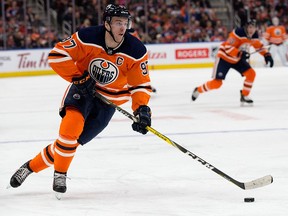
[48,26,152,111]
[263,25,287,45]
[217,27,268,64]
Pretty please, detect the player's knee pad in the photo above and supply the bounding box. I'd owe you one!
[59,107,84,140]
[243,68,256,82]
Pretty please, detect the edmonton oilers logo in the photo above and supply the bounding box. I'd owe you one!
[73,93,81,100]
[274,28,281,36]
[88,59,118,85]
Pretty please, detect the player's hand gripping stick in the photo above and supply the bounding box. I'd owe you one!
[72,71,96,96]
[132,105,152,135]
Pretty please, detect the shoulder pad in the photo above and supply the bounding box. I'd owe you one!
[234,27,246,37]
[251,31,259,39]
[118,33,147,59]
[77,26,106,47]
[234,27,259,39]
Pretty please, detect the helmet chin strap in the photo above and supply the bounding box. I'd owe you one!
[105,23,124,55]
[106,23,119,44]
[244,26,252,40]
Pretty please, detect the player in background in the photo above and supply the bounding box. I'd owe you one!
[9,4,152,196]
[191,19,274,105]
[263,16,288,66]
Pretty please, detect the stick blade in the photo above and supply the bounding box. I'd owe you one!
[244,175,273,190]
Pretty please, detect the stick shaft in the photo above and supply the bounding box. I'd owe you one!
[95,92,272,190]
[250,45,271,55]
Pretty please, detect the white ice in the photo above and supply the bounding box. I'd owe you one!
[0,66,288,216]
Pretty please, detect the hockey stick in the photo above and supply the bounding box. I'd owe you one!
[250,45,271,55]
[94,92,273,190]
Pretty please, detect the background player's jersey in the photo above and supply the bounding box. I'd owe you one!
[263,25,287,45]
[217,27,268,64]
[48,26,151,111]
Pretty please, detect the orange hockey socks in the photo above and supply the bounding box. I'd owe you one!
[198,79,223,93]
[53,107,84,173]
[29,143,55,173]
[242,68,256,96]
[29,107,84,174]
[54,139,79,173]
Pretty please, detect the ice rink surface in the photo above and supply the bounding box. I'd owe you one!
[1,66,288,216]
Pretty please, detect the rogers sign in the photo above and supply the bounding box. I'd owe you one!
[175,48,209,59]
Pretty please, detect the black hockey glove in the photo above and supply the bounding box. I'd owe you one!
[240,51,250,60]
[132,105,151,135]
[72,71,96,96]
[264,53,274,67]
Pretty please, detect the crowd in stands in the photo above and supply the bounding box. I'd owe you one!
[233,0,288,35]
[0,0,288,50]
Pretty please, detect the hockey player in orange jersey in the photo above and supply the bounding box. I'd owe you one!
[191,19,274,105]
[263,16,288,66]
[9,4,153,197]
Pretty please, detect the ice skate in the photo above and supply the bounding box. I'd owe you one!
[53,171,67,199]
[240,90,253,106]
[9,160,33,188]
[191,87,199,101]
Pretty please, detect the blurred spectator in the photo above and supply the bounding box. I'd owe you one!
[6,1,21,20]
[78,18,91,29]
[175,30,189,43]
[26,6,35,24]
[5,0,288,49]
[210,30,225,42]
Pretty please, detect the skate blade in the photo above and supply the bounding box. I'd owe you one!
[55,192,64,200]
[6,184,12,189]
[240,102,253,107]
